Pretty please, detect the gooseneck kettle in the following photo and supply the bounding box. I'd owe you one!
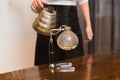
[32,6,56,36]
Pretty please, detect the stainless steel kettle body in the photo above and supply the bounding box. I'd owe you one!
[32,6,56,36]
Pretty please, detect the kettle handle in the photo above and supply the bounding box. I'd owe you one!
[37,5,55,13]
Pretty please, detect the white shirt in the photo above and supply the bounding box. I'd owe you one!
[46,0,88,6]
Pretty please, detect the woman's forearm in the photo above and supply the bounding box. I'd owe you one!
[79,2,93,41]
[79,2,92,27]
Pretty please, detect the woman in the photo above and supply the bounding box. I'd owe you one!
[31,0,93,65]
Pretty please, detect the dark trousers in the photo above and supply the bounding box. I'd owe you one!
[35,5,84,65]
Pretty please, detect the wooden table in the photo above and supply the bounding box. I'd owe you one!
[0,50,120,80]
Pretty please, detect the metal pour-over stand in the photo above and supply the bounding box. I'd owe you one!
[49,25,66,68]
[48,25,78,72]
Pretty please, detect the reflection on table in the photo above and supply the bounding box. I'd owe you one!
[0,50,120,80]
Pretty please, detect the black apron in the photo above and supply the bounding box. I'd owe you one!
[34,5,84,65]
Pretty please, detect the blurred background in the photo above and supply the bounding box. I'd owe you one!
[0,0,36,74]
[90,0,120,52]
[81,0,120,55]
[0,0,120,74]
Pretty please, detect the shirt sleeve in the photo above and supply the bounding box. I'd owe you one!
[78,0,88,5]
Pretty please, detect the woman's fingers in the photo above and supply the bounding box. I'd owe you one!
[31,0,47,12]
[84,26,93,43]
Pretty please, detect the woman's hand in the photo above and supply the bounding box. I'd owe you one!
[31,0,47,13]
[85,25,93,42]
